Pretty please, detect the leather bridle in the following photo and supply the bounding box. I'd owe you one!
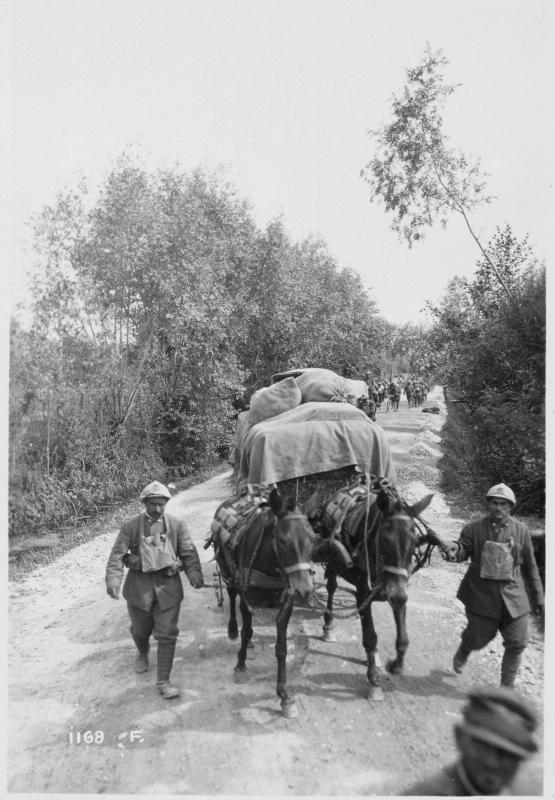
[271,513,314,582]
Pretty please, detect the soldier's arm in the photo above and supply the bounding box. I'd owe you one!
[521,529,544,608]
[105,523,132,597]
[177,519,204,588]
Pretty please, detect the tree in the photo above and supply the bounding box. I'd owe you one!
[427,227,544,512]
[361,44,524,309]
[11,152,396,536]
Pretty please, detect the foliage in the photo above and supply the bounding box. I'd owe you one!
[361,45,530,311]
[361,45,490,245]
[10,155,396,537]
[429,227,545,513]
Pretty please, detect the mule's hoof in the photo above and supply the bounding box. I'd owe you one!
[321,631,336,643]
[368,685,384,702]
[227,627,239,641]
[386,659,402,675]
[281,701,298,719]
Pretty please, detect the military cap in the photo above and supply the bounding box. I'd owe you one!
[140,481,171,501]
[460,687,538,757]
[486,483,516,506]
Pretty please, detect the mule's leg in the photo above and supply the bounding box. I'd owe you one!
[227,587,239,640]
[234,595,253,673]
[322,567,337,642]
[386,602,409,675]
[357,586,382,701]
[275,595,297,718]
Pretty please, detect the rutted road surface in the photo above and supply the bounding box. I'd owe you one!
[8,387,545,795]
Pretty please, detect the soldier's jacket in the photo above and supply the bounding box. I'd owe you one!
[455,516,544,619]
[105,512,203,611]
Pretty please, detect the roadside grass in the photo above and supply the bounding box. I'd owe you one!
[8,462,231,583]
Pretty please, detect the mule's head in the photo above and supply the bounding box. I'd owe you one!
[269,488,315,601]
[375,488,433,606]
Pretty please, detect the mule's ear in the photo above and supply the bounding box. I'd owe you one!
[406,494,434,518]
[302,490,322,519]
[269,488,296,517]
[268,488,285,517]
[376,489,395,516]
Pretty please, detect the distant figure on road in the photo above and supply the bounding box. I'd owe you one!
[403,686,539,795]
[105,481,204,699]
[443,483,544,687]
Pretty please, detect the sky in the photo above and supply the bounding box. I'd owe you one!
[6,0,554,326]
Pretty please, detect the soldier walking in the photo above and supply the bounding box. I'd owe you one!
[105,481,204,699]
[444,483,544,687]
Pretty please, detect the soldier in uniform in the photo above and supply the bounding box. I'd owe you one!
[444,483,544,687]
[105,481,204,699]
[403,686,539,795]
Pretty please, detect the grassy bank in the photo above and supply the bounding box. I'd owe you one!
[9,462,231,582]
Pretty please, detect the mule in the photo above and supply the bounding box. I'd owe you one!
[210,488,316,718]
[311,477,441,700]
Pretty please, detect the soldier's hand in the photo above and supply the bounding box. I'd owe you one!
[107,586,120,599]
[189,576,205,589]
[534,603,544,617]
[441,542,459,562]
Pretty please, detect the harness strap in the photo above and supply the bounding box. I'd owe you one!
[382,565,409,577]
[237,567,285,590]
[282,562,312,575]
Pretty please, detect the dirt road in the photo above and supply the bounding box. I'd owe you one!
[8,387,545,795]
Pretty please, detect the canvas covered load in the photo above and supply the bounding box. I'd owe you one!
[248,377,302,426]
[238,401,396,486]
[292,368,367,404]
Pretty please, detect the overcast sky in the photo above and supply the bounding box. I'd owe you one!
[7,0,554,324]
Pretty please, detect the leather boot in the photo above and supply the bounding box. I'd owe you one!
[501,649,523,688]
[131,630,150,673]
[453,644,471,674]
[135,645,150,673]
[157,640,180,699]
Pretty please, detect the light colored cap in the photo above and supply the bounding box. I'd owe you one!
[486,483,516,506]
[140,481,171,501]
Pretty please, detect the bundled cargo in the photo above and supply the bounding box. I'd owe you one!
[294,368,360,404]
[248,377,302,426]
[238,401,395,486]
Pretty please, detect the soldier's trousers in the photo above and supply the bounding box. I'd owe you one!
[460,606,528,653]
[127,599,180,652]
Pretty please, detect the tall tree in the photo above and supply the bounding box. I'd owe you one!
[361,45,525,309]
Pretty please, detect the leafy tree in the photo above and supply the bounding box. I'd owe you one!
[11,152,395,537]
[361,45,526,309]
[428,227,544,512]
